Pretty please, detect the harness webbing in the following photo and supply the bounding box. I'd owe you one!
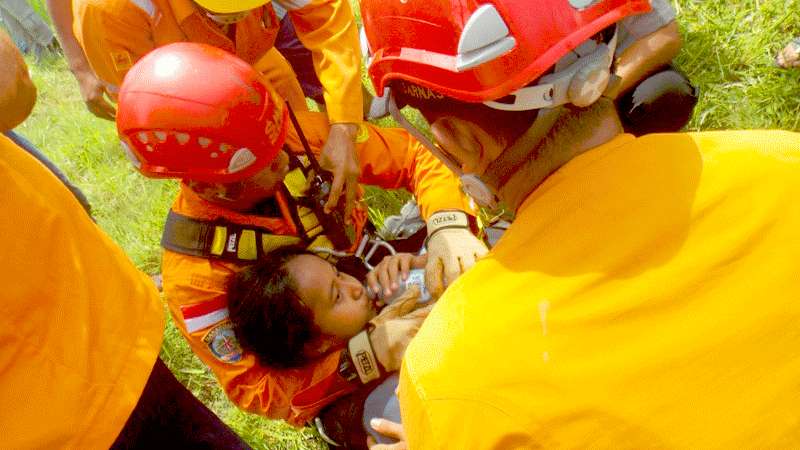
[160,210,306,262]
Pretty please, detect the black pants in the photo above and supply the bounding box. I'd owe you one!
[110,358,251,449]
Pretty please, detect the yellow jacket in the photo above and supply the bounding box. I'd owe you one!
[72,0,362,123]
[400,131,800,449]
[0,134,164,448]
[163,113,471,425]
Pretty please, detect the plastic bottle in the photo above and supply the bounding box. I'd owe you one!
[366,268,431,305]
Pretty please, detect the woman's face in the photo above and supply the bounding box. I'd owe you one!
[286,254,377,343]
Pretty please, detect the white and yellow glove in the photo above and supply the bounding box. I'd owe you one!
[424,210,488,299]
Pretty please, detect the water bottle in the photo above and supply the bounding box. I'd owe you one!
[366,268,431,305]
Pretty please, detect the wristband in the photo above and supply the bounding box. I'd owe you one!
[425,210,470,248]
[347,330,381,384]
[426,210,469,234]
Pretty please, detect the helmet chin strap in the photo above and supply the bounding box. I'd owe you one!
[386,91,464,176]
[386,90,561,210]
[386,91,498,208]
[479,106,565,205]
[449,106,563,210]
[387,78,610,211]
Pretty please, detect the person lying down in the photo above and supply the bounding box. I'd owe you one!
[227,246,431,449]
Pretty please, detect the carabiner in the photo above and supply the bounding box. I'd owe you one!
[312,234,397,270]
[360,237,397,270]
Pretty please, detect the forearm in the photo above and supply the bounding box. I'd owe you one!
[410,142,473,220]
[46,0,91,74]
[613,21,682,96]
[0,30,36,131]
[285,0,363,124]
[346,124,471,218]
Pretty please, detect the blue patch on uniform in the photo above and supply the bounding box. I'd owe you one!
[202,321,243,363]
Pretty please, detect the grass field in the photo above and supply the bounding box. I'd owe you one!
[7,0,800,448]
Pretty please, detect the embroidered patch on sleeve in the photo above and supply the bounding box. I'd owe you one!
[111,50,133,72]
[202,321,243,363]
[181,297,229,333]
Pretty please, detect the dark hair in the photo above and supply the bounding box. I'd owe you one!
[227,246,320,369]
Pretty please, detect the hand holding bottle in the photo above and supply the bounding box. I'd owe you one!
[365,253,430,305]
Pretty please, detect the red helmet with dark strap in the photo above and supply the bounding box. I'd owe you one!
[361,0,651,103]
[361,0,652,209]
[116,42,287,183]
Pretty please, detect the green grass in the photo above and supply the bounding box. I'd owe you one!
[28,0,52,26]
[676,0,800,130]
[11,1,800,448]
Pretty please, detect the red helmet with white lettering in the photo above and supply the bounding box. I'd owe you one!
[361,0,653,209]
[116,42,287,183]
[361,0,651,104]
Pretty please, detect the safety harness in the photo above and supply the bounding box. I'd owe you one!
[160,106,396,268]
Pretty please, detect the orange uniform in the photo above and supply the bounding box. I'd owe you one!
[0,133,164,448]
[162,111,471,425]
[400,131,800,449]
[72,0,362,123]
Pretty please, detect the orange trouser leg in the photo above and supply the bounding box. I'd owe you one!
[253,47,308,112]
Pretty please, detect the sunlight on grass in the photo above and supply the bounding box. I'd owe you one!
[676,0,800,130]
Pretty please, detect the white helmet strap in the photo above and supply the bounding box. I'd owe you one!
[484,25,619,111]
[386,91,464,177]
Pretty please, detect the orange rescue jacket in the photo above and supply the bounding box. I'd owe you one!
[162,112,471,424]
[0,134,164,448]
[72,0,362,123]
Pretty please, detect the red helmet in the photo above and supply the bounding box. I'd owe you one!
[361,0,651,103]
[117,42,288,183]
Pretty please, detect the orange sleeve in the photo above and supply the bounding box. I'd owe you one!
[161,249,355,425]
[72,0,155,90]
[354,124,473,219]
[280,0,362,124]
[284,111,472,219]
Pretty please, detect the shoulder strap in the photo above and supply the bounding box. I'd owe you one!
[161,210,303,262]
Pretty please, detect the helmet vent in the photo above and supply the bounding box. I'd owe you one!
[457,5,509,54]
[198,137,212,148]
[569,0,601,10]
[175,132,190,145]
[228,148,256,173]
[456,5,516,71]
